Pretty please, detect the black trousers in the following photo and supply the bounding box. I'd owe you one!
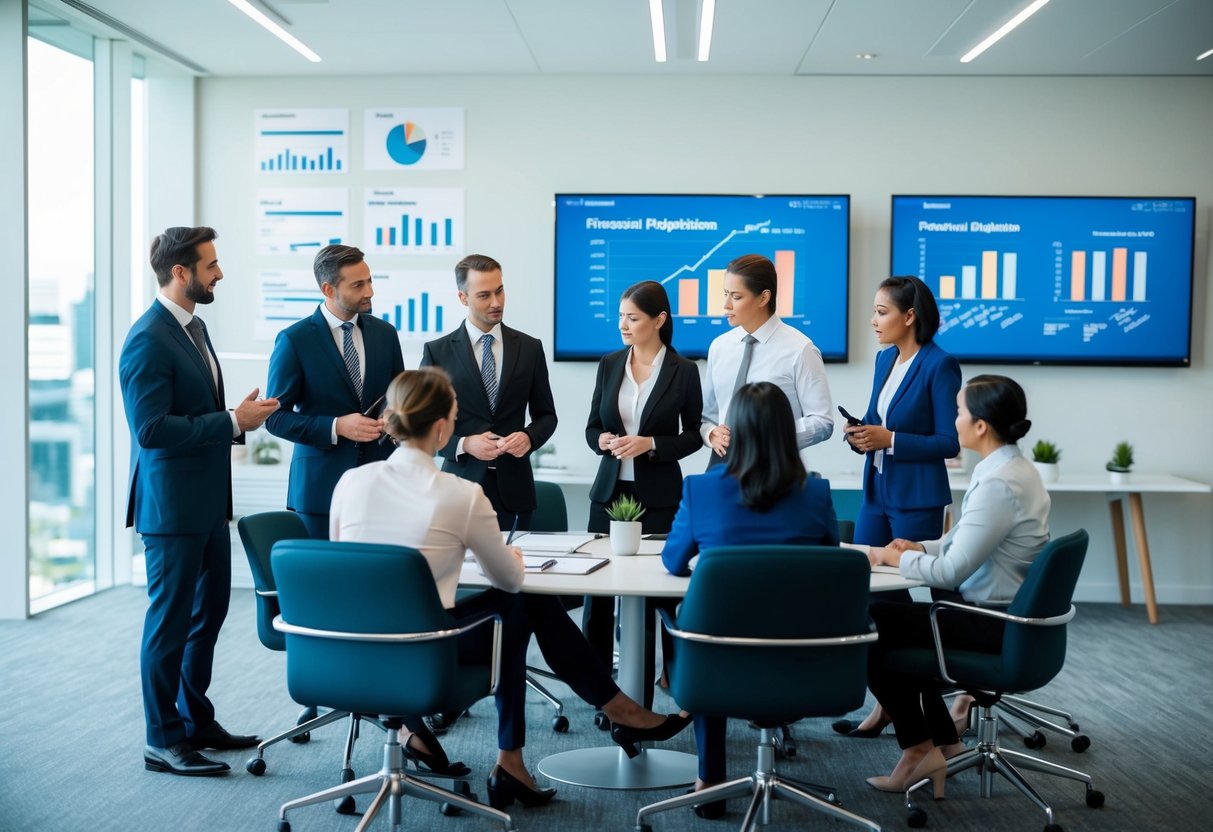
[867,598,1005,750]
[481,468,533,532]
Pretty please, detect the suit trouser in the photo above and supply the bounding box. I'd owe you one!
[855,470,948,603]
[481,468,533,532]
[140,524,232,747]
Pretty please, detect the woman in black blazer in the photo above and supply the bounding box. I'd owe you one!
[584,280,704,706]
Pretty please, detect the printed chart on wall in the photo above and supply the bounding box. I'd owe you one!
[363,108,464,170]
[890,196,1195,364]
[255,108,349,173]
[364,188,464,255]
[256,188,350,256]
[370,270,463,344]
[256,269,321,340]
[553,194,850,360]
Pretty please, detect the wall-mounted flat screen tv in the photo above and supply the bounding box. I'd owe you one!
[554,194,850,361]
[890,195,1195,366]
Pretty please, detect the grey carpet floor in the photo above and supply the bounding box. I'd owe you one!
[1,587,1209,831]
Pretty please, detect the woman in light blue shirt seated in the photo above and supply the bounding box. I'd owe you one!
[662,381,838,817]
[863,374,1050,798]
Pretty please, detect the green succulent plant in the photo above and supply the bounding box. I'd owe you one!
[605,493,646,523]
[1106,441,1134,473]
[1031,440,1061,464]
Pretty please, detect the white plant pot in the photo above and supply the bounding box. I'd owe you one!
[1032,461,1060,483]
[609,520,643,556]
[1109,470,1131,485]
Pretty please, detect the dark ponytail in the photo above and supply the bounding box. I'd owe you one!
[963,374,1031,444]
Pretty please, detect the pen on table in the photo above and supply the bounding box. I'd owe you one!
[506,514,520,546]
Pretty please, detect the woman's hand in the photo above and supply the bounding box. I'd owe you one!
[607,435,653,460]
[598,431,617,452]
[888,538,926,553]
[844,424,893,453]
[707,425,730,457]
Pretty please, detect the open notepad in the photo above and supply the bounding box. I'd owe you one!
[508,532,599,552]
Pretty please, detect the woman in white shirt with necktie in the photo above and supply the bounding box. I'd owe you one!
[861,375,1050,797]
[700,254,834,467]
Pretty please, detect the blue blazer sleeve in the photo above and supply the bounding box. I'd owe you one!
[265,326,339,449]
[661,477,698,577]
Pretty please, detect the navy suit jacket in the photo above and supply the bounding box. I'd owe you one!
[584,347,703,507]
[662,467,839,577]
[119,300,237,534]
[265,307,405,515]
[860,340,962,511]
[420,323,557,513]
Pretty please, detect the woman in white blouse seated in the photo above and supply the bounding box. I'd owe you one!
[330,368,688,810]
[862,374,1050,797]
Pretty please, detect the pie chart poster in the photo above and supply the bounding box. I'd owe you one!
[364,107,465,171]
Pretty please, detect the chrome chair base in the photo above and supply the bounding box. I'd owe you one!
[525,667,570,732]
[906,709,1104,829]
[635,729,880,832]
[277,731,514,832]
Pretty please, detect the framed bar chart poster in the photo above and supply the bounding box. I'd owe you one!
[364,187,464,256]
[255,109,349,174]
[369,269,463,344]
[255,187,350,256]
[363,107,464,170]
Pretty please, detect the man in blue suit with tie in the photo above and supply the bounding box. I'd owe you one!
[265,245,405,539]
[120,227,280,776]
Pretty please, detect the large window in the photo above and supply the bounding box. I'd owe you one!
[27,36,96,608]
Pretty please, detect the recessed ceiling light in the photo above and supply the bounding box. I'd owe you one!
[961,0,1052,64]
[227,0,321,63]
[649,0,667,63]
[855,53,877,60]
[697,0,716,62]
[1198,47,1213,61]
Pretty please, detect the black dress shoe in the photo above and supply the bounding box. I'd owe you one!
[610,713,693,759]
[684,788,726,820]
[424,710,467,736]
[187,722,260,751]
[486,765,556,810]
[830,718,890,739]
[144,743,230,776]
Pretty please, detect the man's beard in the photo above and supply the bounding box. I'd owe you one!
[185,272,215,305]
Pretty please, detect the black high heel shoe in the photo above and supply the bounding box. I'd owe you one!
[831,717,890,739]
[684,788,727,820]
[403,743,471,777]
[486,765,557,809]
[610,713,693,759]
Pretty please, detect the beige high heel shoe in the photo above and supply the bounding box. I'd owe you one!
[866,746,947,799]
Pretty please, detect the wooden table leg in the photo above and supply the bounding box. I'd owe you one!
[1127,492,1159,624]
[1108,497,1131,608]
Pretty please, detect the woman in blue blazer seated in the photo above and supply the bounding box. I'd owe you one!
[836,275,961,738]
[585,280,703,705]
[662,381,838,818]
[862,375,1050,798]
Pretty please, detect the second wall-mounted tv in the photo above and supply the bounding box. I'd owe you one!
[890,195,1196,366]
[554,194,850,361]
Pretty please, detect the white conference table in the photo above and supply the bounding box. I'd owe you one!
[460,538,919,790]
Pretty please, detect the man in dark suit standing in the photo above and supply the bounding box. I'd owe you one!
[421,254,557,531]
[265,245,405,539]
[119,227,280,776]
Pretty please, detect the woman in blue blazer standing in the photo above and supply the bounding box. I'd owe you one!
[585,280,704,706]
[835,275,960,738]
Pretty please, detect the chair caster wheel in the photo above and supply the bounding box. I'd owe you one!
[246,757,266,776]
[277,821,290,832]
[1023,730,1047,749]
[553,714,570,732]
[335,796,356,815]
[635,825,653,832]
[1086,789,1105,808]
[1044,824,1063,832]
[288,731,310,744]
[1069,721,1080,731]
[1071,734,1090,753]
[440,801,463,816]
[593,710,611,731]
[907,807,928,828]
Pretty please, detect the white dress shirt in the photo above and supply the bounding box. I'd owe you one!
[899,444,1051,605]
[700,315,834,450]
[319,302,366,445]
[873,348,916,472]
[456,319,505,458]
[329,446,524,608]
[616,346,665,482]
[156,293,240,438]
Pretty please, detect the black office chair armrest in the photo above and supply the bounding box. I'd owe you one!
[927,601,1076,686]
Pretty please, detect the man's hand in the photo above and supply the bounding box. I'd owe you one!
[607,435,653,461]
[708,424,730,457]
[336,413,383,442]
[235,388,279,432]
[497,431,532,458]
[463,432,502,461]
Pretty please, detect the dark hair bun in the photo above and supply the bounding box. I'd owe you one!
[1006,419,1032,442]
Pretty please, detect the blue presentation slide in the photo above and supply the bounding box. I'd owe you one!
[554,194,850,360]
[890,196,1195,365]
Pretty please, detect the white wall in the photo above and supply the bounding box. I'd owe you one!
[196,74,1213,606]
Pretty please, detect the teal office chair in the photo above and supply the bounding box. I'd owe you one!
[635,546,882,832]
[893,529,1104,831]
[271,540,512,832]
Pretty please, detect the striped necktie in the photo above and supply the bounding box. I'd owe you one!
[340,321,363,400]
[480,333,498,411]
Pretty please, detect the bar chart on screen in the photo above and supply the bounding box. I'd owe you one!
[255,108,348,173]
[371,270,462,342]
[256,188,349,256]
[364,188,464,255]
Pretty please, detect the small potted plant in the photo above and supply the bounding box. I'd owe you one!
[1106,441,1134,485]
[605,493,646,556]
[1031,440,1061,484]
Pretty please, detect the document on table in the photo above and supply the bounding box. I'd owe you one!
[523,556,558,572]
[840,541,900,574]
[535,556,610,575]
[508,532,598,552]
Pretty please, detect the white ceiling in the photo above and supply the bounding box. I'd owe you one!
[37,0,1213,77]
